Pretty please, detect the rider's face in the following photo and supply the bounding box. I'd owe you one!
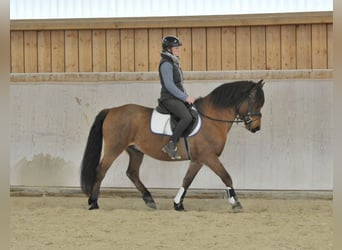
[171,46,180,57]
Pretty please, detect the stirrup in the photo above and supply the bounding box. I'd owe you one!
[170,151,181,160]
[162,147,181,160]
[162,141,181,160]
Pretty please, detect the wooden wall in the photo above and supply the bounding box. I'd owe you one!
[10,12,333,73]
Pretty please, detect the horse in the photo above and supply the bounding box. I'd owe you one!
[80,80,265,211]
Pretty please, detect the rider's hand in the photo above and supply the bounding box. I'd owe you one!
[186,96,195,105]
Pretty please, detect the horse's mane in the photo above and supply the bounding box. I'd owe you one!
[195,80,264,109]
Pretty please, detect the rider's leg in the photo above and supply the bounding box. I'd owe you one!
[161,99,193,159]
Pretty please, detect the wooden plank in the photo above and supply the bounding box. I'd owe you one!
[281,25,296,69]
[192,28,206,71]
[327,24,333,69]
[10,12,333,31]
[296,25,312,69]
[92,29,106,72]
[177,28,192,71]
[162,28,177,37]
[251,26,266,70]
[134,29,148,71]
[24,31,38,73]
[106,29,121,72]
[78,30,92,72]
[51,31,65,72]
[221,27,236,70]
[65,30,79,72]
[312,24,327,69]
[266,26,281,70]
[37,31,51,72]
[236,26,251,70]
[207,27,221,70]
[120,29,134,72]
[10,31,24,73]
[148,29,162,71]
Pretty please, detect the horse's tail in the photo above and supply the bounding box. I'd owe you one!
[80,109,109,195]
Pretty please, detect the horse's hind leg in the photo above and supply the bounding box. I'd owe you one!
[173,160,203,211]
[126,146,156,209]
[88,151,121,210]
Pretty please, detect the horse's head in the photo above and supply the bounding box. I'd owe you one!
[237,80,265,133]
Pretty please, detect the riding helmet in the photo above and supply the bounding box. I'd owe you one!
[162,35,182,51]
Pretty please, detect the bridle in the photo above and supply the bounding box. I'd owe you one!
[196,91,262,126]
[236,92,262,126]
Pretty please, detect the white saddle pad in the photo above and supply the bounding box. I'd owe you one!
[150,108,201,137]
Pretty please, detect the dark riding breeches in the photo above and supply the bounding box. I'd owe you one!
[162,98,193,142]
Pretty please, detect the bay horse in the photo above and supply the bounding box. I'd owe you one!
[81,80,265,211]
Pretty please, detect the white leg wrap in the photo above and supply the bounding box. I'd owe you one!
[228,196,236,205]
[174,187,185,204]
[226,187,236,205]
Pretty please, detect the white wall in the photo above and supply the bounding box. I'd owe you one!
[10,80,333,190]
[10,0,333,19]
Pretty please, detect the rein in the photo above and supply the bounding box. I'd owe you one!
[196,108,244,124]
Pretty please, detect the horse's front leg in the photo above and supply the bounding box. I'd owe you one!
[174,160,203,211]
[202,156,243,212]
[226,187,243,211]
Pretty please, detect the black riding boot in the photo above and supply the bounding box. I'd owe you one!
[162,140,181,160]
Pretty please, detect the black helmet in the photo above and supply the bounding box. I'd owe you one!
[162,35,182,51]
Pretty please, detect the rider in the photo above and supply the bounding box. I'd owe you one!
[158,35,195,160]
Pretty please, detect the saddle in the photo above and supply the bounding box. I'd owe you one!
[150,102,201,137]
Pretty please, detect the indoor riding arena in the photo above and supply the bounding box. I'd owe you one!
[10,1,333,249]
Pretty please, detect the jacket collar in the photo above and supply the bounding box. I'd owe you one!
[161,51,179,65]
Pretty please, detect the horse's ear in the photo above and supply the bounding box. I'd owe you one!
[257,79,265,88]
[251,80,265,91]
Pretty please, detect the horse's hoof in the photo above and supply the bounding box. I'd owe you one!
[89,202,99,210]
[232,201,243,212]
[146,201,157,209]
[143,194,156,209]
[174,202,185,211]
